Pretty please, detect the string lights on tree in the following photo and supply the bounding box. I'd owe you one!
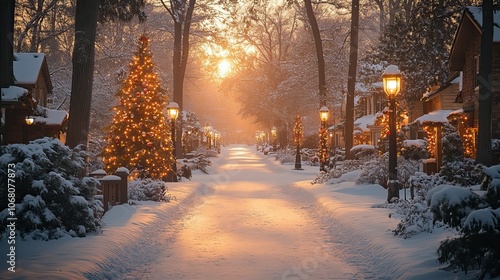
[102,34,174,179]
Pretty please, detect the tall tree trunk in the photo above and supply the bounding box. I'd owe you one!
[172,0,195,158]
[0,0,15,89]
[304,0,326,106]
[345,0,359,160]
[0,0,15,145]
[66,0,99,149]
[476,0,493,166]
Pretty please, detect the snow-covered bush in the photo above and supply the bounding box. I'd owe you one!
[275,148,296,164]
[329,159,363,179]
[128,179,169,201]
[431,166,500,278]
[0,138,103,240]
[391,197,437,238]
[427,185,480,228]
[350,144,376,160]
[401,139,428,160]
[440,158,484,187]
[356,154,388,188]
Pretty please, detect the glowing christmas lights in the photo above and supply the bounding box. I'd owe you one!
[102,34,174,180]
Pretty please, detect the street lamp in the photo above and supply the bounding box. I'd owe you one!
[167,102,179,182]
[271,126,277,151]
[205,122,211,149]
[319,106,329,172]
[382,65,401,202]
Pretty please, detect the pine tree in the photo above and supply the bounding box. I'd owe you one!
[102,34,173,180]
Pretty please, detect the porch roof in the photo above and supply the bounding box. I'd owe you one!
[412,110,455,125]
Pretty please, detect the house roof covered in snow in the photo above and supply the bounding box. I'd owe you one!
[354,114,376,132]
[450,6,500,71]
[412,110,455,125]
[13,53,53,91]
[1,85,29,102]
[33,108,68,126]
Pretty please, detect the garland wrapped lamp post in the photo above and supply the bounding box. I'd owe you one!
[319,106,329,172]
[382,65,401,202]
[167,102,179,182]
[293,115,304,170]
[271,126,277,151]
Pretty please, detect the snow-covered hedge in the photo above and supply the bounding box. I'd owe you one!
[350,144,376,160]
[0,138,103,240]
[128,179,170,202]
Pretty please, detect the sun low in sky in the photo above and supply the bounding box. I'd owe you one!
[217,59,232,78]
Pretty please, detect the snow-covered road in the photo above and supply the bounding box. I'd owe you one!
[3,145,465,279]
[134,146,360,279]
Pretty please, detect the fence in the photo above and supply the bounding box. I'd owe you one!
[89,167,129,211]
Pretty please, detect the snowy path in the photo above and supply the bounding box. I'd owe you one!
[122,146,370,279]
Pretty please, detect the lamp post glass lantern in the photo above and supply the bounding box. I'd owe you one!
[382,65,401,202]
[319,106,329,172]
[167,102,179,182]
[25,116,34,125]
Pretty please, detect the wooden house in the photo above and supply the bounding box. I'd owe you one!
[448,6,500,146]
[1,53,67,145]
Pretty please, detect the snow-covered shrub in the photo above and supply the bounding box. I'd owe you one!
[392,196,437,238]
[350,144,376,160]
[275,148,296,164]
[436,167,500,278]
[408,172,448,198]
[440,158,484,187]
[357,154,388,188]
[0,138,103,240]
[427,185,480,228]
[401,139,428,160]
[329,159,363,179]
[128,179,169,201]
[492,139,500,165]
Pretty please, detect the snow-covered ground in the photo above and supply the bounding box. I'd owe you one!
[1,144,477,279]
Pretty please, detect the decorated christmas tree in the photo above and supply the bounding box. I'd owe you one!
[102,34,173,179]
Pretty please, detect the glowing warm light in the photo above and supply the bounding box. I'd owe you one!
[217,59,232,78]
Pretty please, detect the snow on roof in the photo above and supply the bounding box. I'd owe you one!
[1,85,28,101]
[403,139,426,148]
[466,6,500,42]
[34,108,68,125]
[354,114,376,132]
[13,53,45,85]
[412,110,455,125]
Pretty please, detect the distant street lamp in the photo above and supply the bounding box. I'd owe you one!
[382,65,402,202]
[205,122,211,149]
[167,102,179,182]
[319,106,329,172]
[271,126,277,151]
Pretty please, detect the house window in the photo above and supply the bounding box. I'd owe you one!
[474,54,480,88]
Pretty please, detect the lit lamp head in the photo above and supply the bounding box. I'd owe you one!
[271,126,277,136]
[382,65,401,98]
[319,106,329,122]
[25,116,34,125]
[167,102,179,121]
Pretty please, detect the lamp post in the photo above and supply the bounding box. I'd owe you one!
[167,102,179,182]
[319,106,329,172]
[205,122,211,149]
[271,126,277,151]
[382,65,401,202]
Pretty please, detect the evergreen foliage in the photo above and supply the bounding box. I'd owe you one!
[102,34,174,180]
[0,138,103,240]
[430,165,500,278]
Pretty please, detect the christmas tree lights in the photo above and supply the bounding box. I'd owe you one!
[102,34,174,179]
